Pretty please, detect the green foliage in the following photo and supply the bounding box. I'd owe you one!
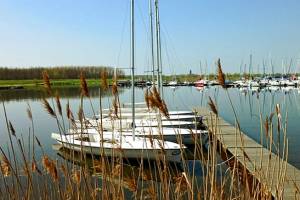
[0,66,124,80]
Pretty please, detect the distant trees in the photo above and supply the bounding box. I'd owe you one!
[0,66,125,80]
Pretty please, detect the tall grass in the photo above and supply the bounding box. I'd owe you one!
[0,68,297,200]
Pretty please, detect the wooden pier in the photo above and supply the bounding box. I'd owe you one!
[196,107,300,199]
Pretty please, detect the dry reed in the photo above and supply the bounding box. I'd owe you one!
[112,81,118,96]
[42,71,52,95]
[0,68,294,200]
[8,121,16,136]
[55,92,62,116]
[0,156,11,177]
[208,96,218,116]
[148,86,169,118]
[101,70,109,91]
[80,71,89,97]
[41,97,56,118]
[217,58,226,88]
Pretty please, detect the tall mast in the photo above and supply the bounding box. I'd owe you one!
[281,59,284,76]
[239,60,243,79]
[149,0,155,83]
[199,60,202,77]
[130,0,135,139]
[262,59,266,77]
[205,60,208,80]
[249,54,252,79]
[155,0,163,95]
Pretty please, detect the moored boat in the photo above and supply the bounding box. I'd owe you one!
[51,132,185,162]
[66,126,208,145]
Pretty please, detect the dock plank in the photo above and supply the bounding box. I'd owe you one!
[197,107,300,199]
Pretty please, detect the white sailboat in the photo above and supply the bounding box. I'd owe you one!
[101,107,195,115]
[269,79,280,86]
[52,0,185,162]
[168,72,178,87]
[248,79,260,88]
[95,112,202,121]
[51,133,183,162]
[55,126,208,145]
[75,117,199,130]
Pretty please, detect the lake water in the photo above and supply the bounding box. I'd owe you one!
[0,85,300,169]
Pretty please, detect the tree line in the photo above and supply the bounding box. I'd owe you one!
[0,66,125,80]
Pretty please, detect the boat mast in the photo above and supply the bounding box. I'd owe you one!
[262,59,266,78]
[205,60,208,80]
[249,54,252,79]
[155,0,163,95]
[130,0,135,139]
[149,0,155,83]
[239,60,243,80]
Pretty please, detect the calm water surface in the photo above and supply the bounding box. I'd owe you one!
[1,86,300,168]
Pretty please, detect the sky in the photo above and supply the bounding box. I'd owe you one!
[0,0,299,75]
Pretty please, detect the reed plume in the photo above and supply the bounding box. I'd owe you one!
[42,155,58,181]
[35,136,42,148]
[0,155,11,177]
[112,98,119,118]
[66,101,75,124]
[150,86,169,118]
[42,97,56,118]
[112,164,121,177]
[174,174,188,195]
[152,86,163,107]
[72,170,81,184]
[31,160,37,172]
[276,104,281,119]
[276,104,281,133]
[111,80,119,118]
[60,164,68,177]
[100,70,109,91]
[55,92,62,116]
[49,160,58,182]
[152,86,160,103]
[80,72,89,97]
[208,96,218,116]
[264,116,269,137]
[66,101,71,119]
[42,155,50,171]
[8,121,16,136]
[42,71,52,95]
[217,58,226,88]
[161,99,170,119]
[112,81,118,97]
[32,159,42,175]
[126,178,137,192]
[147,90,154,109]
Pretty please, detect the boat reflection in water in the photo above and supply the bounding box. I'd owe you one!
[54,144,192,198]
[52,143,225,199]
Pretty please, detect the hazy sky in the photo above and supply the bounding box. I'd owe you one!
[0,0,299,74]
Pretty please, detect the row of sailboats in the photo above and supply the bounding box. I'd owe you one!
[51,0,207,162]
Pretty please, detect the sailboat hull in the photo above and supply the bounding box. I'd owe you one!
[68,127,208,145]
[52,133,184,162]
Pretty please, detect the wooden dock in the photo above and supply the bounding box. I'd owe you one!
[196,107,300,199]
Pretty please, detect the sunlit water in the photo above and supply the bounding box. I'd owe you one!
[1,85,300,169]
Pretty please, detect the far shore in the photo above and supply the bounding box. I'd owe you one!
[0,79,110,90]
[0,73,293,90]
